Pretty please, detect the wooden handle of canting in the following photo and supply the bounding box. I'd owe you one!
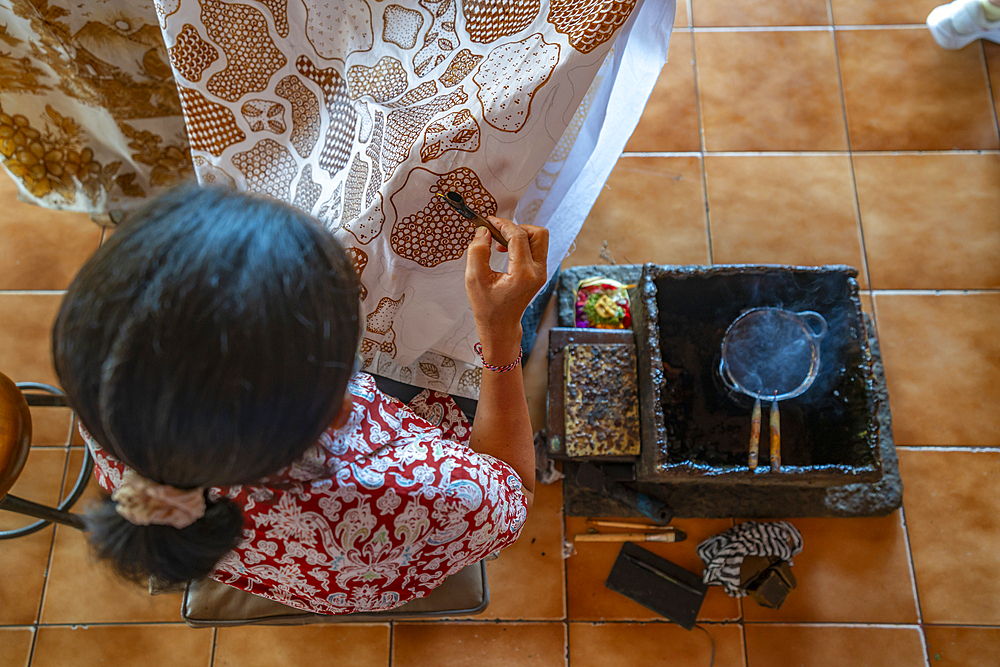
[575,533,680,543]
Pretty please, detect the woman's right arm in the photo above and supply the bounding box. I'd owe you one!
[464,219,549,511]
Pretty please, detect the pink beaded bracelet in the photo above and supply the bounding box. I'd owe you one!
[474,342,522,373]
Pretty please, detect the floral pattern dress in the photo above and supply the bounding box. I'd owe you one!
[85,372,528,615]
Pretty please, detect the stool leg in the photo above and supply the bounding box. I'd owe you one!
[0,494,87,530]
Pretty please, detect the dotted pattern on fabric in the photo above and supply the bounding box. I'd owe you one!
[275,75,321,159]
[420,108,479,162]
[231,138,297,201]
[346,246,369,301]
[548,0,637,54]
[241,99,286,133]
[367,294,405,336]
[383,88,466,179]
[347,56,409,102]
[413,0,457,76]
[462,0,540,43]
[258,0,289,37]
[458,367,482,395]
[438,49,483,88]
[343,152,369,223]
[304,0,373,60]
[382,4,423,50]
[292,163,322,214]
[176,86,246,157]
[168,23,219,83]
[296,55,357,176]
[366,110,384,204]
[473,33,559,132]
[390,167,497,268]
[200,0,287,102]
[387,80,438,108]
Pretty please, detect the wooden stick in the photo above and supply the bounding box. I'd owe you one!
[748,396,761,470]
[770,398,781,472]
[586,519,678,532]
[575,532,683,543]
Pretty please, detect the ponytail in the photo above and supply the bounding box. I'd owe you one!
[85,496,244,585]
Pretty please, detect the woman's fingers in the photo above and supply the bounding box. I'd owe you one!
[465,226,495,286]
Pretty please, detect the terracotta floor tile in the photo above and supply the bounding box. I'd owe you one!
[40,451,183,624]
[0,293,63,388]
[874,293,1000,445]
[695,30,847,151]
[898,449,1000,624]
[855,154,1000,290]
[625,32,699,152]
[924,626,1000,666]
[566,516,740,621]
[28,407,78,447]
[0,174,99,291]
[676,0,689,27]
[741,514,917,623]
[564,156,709,267]
[0,628,33,667]
[704,155,865,284]
[215,625,389,667]
[0,527,52,625]
[838,29,999,150]
[744,625,925,666]
[479,480,565,620]
[569,622,745,667]
[831,0,942,24]
[32,625,212,667]
[0,449,66,625]
[987,43,1000,116]
[392,622,567,667]
[692,0,828,26]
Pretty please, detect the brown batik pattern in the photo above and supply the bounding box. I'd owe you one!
[292,163,322,214]
[382,87,466,179]
[168,24,219,83]
[258,0,290,37]
[390,166,497,268]
[201,0,287,101]
[438,49,483,88]
[462,0,541,43]
[347,56,408,102]
[275,75,321,159]
[387,80,438,108]
[345,246,369,300]
[458,367,482,395]
[420,109,479,162]
[304,0,373,60]
[344,191,384,244]
[382,4,424,50]
[296,55,356,176]
[193,155,236,188]
[548,0,637,54]
[177,86,247,156]
[414,0,458,76]
[241,99,286,133]
[317,181,343,229]
[363,293,405,361]
[232,138,297,200]
[473,33,559,132]
[342,152,369,223]
[366,110,384,204]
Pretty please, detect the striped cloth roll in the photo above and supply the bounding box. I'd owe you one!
[696,521,803,596]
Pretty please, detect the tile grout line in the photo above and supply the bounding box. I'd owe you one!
[898,505,931,667]
[739,598,749,667]
[678,24,927,33]
[825,0,874,293]
[388,620,394,667]
[620,150,1000,156]
[686,25,713,264]
[209,628,217,667]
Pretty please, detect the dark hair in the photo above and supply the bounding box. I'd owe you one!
[53,183,360,585]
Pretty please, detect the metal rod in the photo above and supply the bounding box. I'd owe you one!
[0,494,87,530]
[749,396,761,470]
[575,532,683,543]
[587,519,679,532]
[770,397,781,472]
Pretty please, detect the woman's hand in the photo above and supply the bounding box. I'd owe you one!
[464,217,548,359]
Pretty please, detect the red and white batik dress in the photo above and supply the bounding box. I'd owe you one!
[85,372,528,615]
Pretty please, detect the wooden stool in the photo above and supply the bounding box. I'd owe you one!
[0,371,93,539]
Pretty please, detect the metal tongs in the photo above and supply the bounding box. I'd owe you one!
[748,394,781,472]
[436,191,507,248]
